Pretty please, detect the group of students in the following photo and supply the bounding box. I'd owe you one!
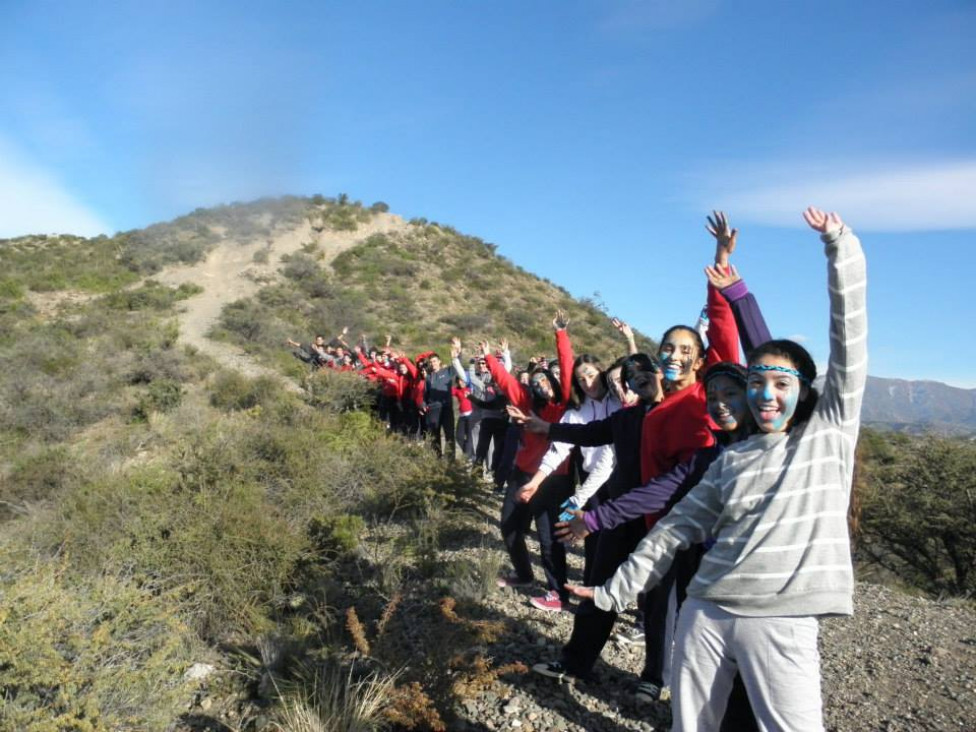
[295,207,867,732]
[288,323,519,484]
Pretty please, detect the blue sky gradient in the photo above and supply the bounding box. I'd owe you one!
[2,1,973,385]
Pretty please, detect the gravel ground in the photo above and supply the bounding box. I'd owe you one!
[437,486,976,732]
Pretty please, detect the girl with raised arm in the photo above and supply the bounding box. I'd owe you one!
[570,208,867,732]
[483,311,575,611]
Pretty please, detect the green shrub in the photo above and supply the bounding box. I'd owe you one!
[133,378,183,421]
[304,369,378,413]
[308,514,366,559]
[2,445,83,517]
[858,433,976,597]
[209,370,287,411]
[100,280,203,311]
[0,562,198,731]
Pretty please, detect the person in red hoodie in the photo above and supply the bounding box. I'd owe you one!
[482,310,577,612]
[627,211,743,703]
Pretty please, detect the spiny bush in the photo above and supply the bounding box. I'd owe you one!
[100,280,203,311]
[270,663,398,732]
[0,561,200,731]
[308,514,366,559]
[209,370,288,411]
[304,369,378,413]
[40,464,312,641]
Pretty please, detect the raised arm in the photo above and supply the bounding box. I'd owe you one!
[397,354,417,379]
[804,207,867,434]
[483,340,530,411]
[703,211,742,365]
[553,310,575,404]
[612,317,639,356]
[705,265,773,354]
[449,337,470,386]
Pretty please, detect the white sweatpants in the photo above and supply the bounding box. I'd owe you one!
[671,598,824,732]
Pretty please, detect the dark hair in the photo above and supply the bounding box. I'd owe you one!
[568,353,606,409]
[660,325,706,361]
[704,361,747,388]
[621,353,659,388]
[748,339,819,428]
[528,365,563,409]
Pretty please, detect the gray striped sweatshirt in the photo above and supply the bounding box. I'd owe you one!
[594,224,867,618]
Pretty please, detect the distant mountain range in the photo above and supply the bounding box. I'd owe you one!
[855,376,976,436]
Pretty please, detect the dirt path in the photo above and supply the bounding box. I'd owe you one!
[155,213,409,384]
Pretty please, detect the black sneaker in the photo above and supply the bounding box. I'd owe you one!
[531,660,579,684]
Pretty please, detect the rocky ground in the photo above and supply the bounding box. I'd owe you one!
[438,487,976,732]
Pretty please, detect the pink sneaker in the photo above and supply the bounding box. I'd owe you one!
[529,590,567,612]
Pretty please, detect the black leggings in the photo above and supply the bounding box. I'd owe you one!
[500,469,573,600]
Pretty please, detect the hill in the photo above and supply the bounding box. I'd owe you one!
[860,376,976,436]
[1,196,973,731]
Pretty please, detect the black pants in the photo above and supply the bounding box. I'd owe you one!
[425,403,455,459]
[500,469,573,600]
[494,423,521,489]
[456,414,475,459]
[475,416,508,470]
[560,514,649,675]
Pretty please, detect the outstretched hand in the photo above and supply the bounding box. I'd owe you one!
[704,263,742,290]
[499,338,509,352]
[554,512,590,543]
[564,583,595,600]
[611,317,634,339]
[478,340,491,357]
[706,210,738,268]
[803,207,844,234]
[507,404,550,434]
[553,309,569,331]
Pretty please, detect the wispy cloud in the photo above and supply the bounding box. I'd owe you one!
[0,137,110,238]
[689,158,976,232]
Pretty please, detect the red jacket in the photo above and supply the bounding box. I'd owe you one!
[453,385,473,415]
[640,281,741,523]
[485,329,575,475]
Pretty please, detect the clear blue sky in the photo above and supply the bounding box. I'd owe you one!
[2,1,973,386]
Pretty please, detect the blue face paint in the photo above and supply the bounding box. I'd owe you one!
[747,376,801,433]
[707,376,749,432]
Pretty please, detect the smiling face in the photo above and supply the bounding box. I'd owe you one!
[428,355,442,372]
[626,368,662,404]
[746,355,809,433]
[529,372,554,401]
[706,375,749,433]
[575,363,606,401]
[658,329,704,391]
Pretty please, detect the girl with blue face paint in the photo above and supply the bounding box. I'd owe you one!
[570,207,868,732]
[746,360,809,433]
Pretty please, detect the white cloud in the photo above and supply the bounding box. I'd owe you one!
[693,159,976,232]
[0,137,110,238]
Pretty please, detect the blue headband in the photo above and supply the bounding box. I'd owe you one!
[748,364,811,385]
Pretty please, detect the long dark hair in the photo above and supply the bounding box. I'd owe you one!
[568,353,606,409]
[528,366,563,411]
[748,340,819,429]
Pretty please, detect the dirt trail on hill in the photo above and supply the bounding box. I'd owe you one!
[156,213,408,384]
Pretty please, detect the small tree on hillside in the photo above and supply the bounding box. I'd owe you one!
[858,434,976,597]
